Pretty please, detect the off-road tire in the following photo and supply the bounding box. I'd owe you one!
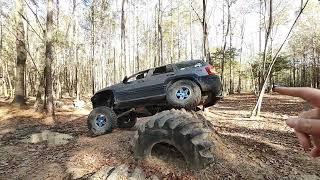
[133,109,214,169]
[166,80,201,110]
[117,113,137,129]
[87,106,117,136]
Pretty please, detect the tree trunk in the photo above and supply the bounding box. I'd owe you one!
[221,1,230,89]
[113,47,116,83]
[154,6,157,67]
[134,3,139,73]
[177,3,181,61]
[237,20,245,93]
[293,54,296,86]
[189,1,193,60]
[34,72,44,111]
[12,0,27,106]
[76,48,80,101]
[5,63,13,99]
[228,6,233,94]
[312,44,317,88]
[260,0,272,91]
[0,3,6,97]
[158,0,163,65]
[252,0,273,117]
[317,54,320,88]
[91,1,96,94]
[302,52,306,86]
[121,0,127,77]
[43,0,54,117]
[202,0,209,61]
[56,74,61,99]
[259,0,262,56]
[170,1,174,63]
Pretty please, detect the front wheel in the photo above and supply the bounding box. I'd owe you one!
[87,106,117,136]
[166,80,201,110]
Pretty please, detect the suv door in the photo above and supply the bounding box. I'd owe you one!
[116,70,150,103]
[142,65,175,97]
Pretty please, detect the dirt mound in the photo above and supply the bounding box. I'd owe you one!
[78,164,159,180]
[21,130,73,145]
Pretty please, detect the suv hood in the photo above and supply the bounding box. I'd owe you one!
[95,82,123,94]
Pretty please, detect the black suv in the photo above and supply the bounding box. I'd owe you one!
[88,60,222,135]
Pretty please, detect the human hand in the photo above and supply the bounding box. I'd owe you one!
[273,86,320,157]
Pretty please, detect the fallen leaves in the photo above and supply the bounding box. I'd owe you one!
[0,94,320,179]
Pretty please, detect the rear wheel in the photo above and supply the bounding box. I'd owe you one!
[87,106,117,136]
[166,80,201,110]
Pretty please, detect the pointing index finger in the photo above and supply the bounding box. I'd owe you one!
[274,87,320,108]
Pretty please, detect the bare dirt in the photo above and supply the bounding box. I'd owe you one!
[0,94,319,180]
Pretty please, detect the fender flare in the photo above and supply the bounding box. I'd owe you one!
[165,76,203,92]
[91,90,115,108]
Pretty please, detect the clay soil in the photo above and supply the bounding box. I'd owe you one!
[0,94,319,180]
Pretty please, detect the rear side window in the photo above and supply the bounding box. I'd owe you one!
[152,65,173,76]
[175,60,205,70]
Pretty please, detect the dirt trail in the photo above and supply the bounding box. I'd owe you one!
[0,94,319,179]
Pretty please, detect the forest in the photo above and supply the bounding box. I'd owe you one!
[0,0,320,179]
[1,0,319,114]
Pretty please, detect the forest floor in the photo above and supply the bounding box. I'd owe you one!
[0,94,320,180]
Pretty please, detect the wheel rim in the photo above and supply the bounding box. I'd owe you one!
[176,86,191,100]
[95,114,107,127]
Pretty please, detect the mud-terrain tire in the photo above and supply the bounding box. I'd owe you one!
[133,109,214,169]
[166,80,201,110]
[117,113,137,129]
[87,106,117,136]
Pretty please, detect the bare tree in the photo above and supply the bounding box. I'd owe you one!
[228,4,234,94]
[202,0,208,61]
[260,0,273,90]
[191,0,209,61]
[251,0,310,117]
[12,0,27,106]
[0,0,7,97]
[157,0,163,65]
[237,19,245,93]
[91,0,96,94]
[43,0,54,117]
[170,1,174,63]
[221,0,234,90]
[120,0,127,77]
[189,0,193,60]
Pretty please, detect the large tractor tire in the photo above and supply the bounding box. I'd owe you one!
[133,109,214,169]
[87,106,117,136]
[166,80,201,110]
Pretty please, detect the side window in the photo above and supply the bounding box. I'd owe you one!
[152,65,173,76]
[136,71,147,80]
[127,71,148,82]
[175,60,205,70]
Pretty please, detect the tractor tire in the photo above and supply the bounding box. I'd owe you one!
[87,106,117,136]
[117,113,137,129]
[166,80,201,110]
[133,109,214,169]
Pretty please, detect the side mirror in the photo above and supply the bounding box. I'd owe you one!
[122,76,128,83]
